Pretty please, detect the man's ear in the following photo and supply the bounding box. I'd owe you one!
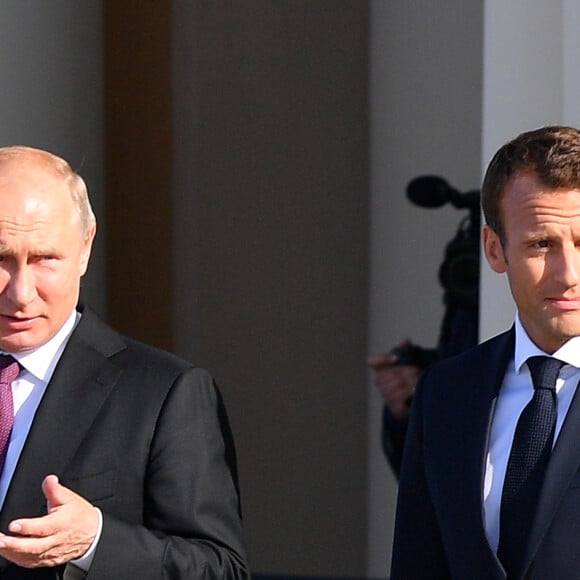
[79,224,96,276]
[483,225,507,273]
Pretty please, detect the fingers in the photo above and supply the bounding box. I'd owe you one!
[0,476,99,568]
[373,364,422,420]
[0,531,64,568]
[8,510,59,538]
[367,352,397,370]
[375,365,420,395]
[42,474,72,513]
[368,338,414,369]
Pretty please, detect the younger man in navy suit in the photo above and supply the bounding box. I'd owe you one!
[392,126,580,579]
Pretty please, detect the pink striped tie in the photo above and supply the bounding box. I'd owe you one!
[0,354,19,476]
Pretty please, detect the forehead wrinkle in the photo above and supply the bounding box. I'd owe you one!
[507,190,580,222]
[0,218,57,241]
[0,196,80,231]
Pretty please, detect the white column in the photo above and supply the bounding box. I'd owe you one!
[563,0,580,124]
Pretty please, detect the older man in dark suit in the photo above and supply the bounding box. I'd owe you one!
[391,126,580,579]
[0,146,248,578]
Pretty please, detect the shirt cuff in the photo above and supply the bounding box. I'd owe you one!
[69,507,103,572]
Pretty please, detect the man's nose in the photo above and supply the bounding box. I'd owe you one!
[556,246,580,287]
[5,266,37,307]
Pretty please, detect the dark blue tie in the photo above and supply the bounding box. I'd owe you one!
[497,356,564,578]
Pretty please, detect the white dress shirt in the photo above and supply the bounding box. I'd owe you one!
[483,314,580,551]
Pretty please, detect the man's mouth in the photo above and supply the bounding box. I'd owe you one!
[547,297,580,310]
[0,314,39,329]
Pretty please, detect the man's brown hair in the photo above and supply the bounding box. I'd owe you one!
[482,125,580,245]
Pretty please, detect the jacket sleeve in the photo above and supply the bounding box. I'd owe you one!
[87,368,250,579]
[381,406,408,478]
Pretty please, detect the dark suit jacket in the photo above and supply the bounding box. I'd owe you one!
[0,307,249,579]
[390,328,580,580]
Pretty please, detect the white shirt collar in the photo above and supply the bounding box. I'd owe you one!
[3,310,80,383]
[514,312,580,373]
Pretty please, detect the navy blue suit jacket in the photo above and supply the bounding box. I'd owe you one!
[391,328,580,579]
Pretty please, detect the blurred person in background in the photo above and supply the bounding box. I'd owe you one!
[369,175,480,476]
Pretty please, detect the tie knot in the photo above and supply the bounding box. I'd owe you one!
[526,356,564,392]
[0,355,19,386]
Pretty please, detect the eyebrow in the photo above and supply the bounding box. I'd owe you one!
[0,245,61,256]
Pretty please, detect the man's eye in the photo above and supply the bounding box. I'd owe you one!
[534,240,550,248]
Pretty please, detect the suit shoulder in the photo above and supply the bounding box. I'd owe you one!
[119,334,190,367]
[412,329,513,417]
[76,306,214,385]
[116,335,215,381]
[423,328,514,382]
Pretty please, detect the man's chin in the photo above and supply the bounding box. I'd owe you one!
[0,331,40,354]
[550,318,580,345]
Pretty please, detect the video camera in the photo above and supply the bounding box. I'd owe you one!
[407,175,480,310]
[391,175,481,369]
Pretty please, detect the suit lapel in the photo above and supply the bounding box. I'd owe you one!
[459,330,513,573]
[523,373,580,574]
[424,329,513,578]
[0,309,125,532]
